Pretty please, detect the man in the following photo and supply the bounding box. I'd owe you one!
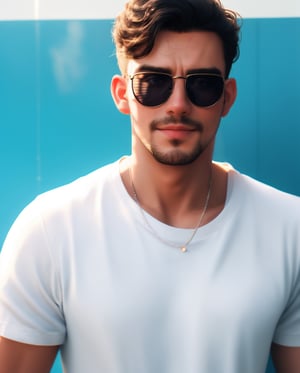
[0,0,299,372]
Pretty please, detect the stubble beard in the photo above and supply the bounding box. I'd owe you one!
[150,138,205,166]
[149,115,205,166]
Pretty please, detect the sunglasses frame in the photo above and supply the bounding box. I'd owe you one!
[129,71,225,108]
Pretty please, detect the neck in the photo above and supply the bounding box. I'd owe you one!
[120,155,217,228]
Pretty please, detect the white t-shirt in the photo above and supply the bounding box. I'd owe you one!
[0,160,300,373]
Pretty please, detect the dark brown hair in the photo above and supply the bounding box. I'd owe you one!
[112,0,241,77]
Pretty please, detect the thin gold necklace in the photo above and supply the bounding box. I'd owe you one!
[129,168,212,253]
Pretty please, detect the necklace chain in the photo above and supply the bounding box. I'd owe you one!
[130,168,212,253]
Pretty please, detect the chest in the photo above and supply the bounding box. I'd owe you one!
[62,227,287,342]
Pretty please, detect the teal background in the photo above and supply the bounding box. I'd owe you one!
[0,18,300,373]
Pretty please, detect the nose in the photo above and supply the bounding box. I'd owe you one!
[165,77,192,116]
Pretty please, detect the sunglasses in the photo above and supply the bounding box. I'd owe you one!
[129,71,225,108]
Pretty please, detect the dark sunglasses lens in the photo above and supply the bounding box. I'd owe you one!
[132,73,173,106]
[187,75,224,107]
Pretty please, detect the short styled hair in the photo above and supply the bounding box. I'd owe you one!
[112,0,241,78]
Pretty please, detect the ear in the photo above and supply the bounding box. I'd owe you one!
[221,78,237,117]
[111,75,130,115]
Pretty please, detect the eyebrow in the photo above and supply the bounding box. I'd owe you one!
[187,67,223,75]
[134,65,172,74]
[134,65,223,76]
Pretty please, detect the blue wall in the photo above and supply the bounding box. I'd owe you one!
[0,18,300,373]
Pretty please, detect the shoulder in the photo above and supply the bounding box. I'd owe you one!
[229,166,300,209]
[4,160,121,241]
[34,160,119,212]
[216,163,300,228]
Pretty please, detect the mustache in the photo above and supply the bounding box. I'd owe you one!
[150,115,203,131]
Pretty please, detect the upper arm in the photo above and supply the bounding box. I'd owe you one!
[0,337,59,373]
[271,343,300,373]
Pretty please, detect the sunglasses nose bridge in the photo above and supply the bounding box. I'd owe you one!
[171,76,188,93]
[172,75,186,86]
[165,75,192,110]
[171,75,190,99]
[172,75,186,82]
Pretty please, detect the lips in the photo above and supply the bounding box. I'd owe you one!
[160,124,195,130]
[157,125,196,140]
[156,124,196,131]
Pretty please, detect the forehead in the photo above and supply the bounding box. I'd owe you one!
[127,31,226,75]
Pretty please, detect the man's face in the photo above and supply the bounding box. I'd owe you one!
[123,31,236,166]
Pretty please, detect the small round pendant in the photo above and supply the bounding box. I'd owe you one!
[181,246,187,253]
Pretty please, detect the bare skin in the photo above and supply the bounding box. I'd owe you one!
[1,337,299,373]
[0,337,59,373]
[271,343,300,373]
[113,31,237,229]
[1,30,299,373]
[119,155,229,229]
[113,30,300,372]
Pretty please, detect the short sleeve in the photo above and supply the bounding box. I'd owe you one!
[273,258,300,346]
[0,199,66,346]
